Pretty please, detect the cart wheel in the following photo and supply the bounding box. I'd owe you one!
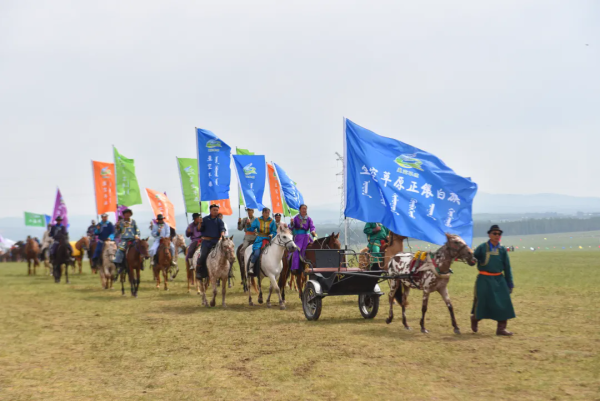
[358,294,380,319]
[303,282,322,321]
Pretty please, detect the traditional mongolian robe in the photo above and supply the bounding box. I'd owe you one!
[237,216,257,254]
[112,219,140,264]
[49,223,73,256]
[472,241,516,321]
[197,216,226,279]
[185,222,202,260]
[249,217,277,264]
[149,222,175,259]
[363,223,389,267]
[289,215,315,272]
[92,221,115,262]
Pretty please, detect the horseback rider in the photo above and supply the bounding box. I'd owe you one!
[470,225,516,336]
[149,214,177,267]
[247,207,277,275]
[289,205,316,275]
[91,213,115,266]
[274,213,282,225]
[86,220,97,238]
[40,224,53,261]
[363,222,389,270]
[112,209,141,272]
[237,208,257,259]
[185,212,202,268]
[49,216,73,262]
[196,204,226,280]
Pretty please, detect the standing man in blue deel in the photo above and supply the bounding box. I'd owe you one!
[196,204,226,280]
[92,213,115,266]
[471,224,516,336]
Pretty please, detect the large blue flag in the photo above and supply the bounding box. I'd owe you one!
[233,155,266,210]
[196,128,232,201]
[344,118,478,245]
[273,163,304,211]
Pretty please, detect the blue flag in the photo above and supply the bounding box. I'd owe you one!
[195,128,232,201]
[273,163,304,211]
[45,215,52,226]
[344,118,478,246]
[233,155,266,210]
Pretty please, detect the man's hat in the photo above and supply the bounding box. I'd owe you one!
[122,209,133,215]
[100,213,108,218]
[156,214,164,220]
[487,225,503,234]
[210,204,220,210]
[245,208,253,212]
[56,216,63,221]
[192,213,200,219]
[274,213,282,217]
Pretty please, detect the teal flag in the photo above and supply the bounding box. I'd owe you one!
[25,212,46,227]
[113,146,143,206]
[177,157,208,214]
[236,148,254,207]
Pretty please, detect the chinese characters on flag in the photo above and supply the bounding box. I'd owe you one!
[267,163,284,214]
[145,188,176,229]
[92,161,117,215]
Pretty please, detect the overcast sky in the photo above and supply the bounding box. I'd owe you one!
[1,0,598,218]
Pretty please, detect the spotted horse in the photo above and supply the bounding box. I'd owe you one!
[385,233,477,334]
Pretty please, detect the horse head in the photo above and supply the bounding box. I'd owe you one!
[276,225,298,253]
[219,236,236,264]
[80,236,90,251]
[443,233,476,266]
[327,232,341,250]
[136,238,150,259]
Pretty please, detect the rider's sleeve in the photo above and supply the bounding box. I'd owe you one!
[151,224,159,238]
[134,222,140,237]
[502,248,514,289]
[363,223,374,235]
[249,219,259,232]
[473,243,485,265]
[185,224,193,238]
[308,217,315,232]
[237,219,245,231]
[269,221,277,237]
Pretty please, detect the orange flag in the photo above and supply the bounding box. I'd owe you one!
[267,163,284,214]
[92,161,117,215]
[210,199,233,216]
[145,188,176,229]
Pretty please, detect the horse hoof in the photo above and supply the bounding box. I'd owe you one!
[249,302,254,306]
[385,318,392,324]
[421,329,429,334]
[266,303,271,308]
[222,304,227,308]
[210,301,215,307]
[405,327,411,331]
[279,305,286,310]
[454,328,461,335]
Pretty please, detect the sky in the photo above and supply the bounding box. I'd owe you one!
[0,0,598,219]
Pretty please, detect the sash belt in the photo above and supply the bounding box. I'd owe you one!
[479,271,502,276]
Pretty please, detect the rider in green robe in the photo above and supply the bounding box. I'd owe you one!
[471,225,516,336]
[363,222,389,270]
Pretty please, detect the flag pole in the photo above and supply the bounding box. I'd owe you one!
[91,160,99,221]
[194,127,203,217]
[342,117,348,250]
[112,145,119,214]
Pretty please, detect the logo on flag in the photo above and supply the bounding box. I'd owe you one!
[243,163,257,176]
[100,167,112,178]
[206,139,222,149]
[394,154,424,171]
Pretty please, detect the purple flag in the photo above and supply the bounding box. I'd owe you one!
[115,204,128,221]
[51,188,68,227]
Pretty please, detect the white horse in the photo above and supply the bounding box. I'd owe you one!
[244,224,298,310]
[191,237,236,307]
[100,240,118,290]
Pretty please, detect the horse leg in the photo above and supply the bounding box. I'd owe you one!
[27,259,31,275]
[154,267,160,289]
[439,286,460,334]
[247,262,254,306]
[266,280,273,308]
[163,268,168,291]
[120,272,125,296]
[257,275,263,304]
[221,276,227,307]
[296,274,303,300]
[210,277,218,307]
[386,279,398,324]
[65,262,69,284]
[199,276,208,307]
[270,274,285,310]
[402,285,411,330]
[420,291,431,334]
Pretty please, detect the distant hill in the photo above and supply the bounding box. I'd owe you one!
[473,193,600,214]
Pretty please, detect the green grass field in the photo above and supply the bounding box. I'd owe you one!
[1,251,599,400]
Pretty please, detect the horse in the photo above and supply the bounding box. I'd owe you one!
[153,238,173,291]
[385,233,477,334]
[244,225,298,309]
[24,237,40,275]
[185,241,201,294]
[52,238,72,284]
[42,246,52,275]
[73,236,90,274]
[196,236,236,307]
[278,232,341,302]
[171,234,187,280]
[99,241,117,289]
[236,243,259,294]
[117,238,150,297]
[88,237,98,273]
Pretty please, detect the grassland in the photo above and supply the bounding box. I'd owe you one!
[0,251,599,400]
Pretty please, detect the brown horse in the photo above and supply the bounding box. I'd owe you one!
[386,233,477,334]
[172,234,186,280]
[236,243,257,294]
[24,237,40,275]
[278,233,341,302]
[117,239,149,297]
[52,238,72,284]
[153,238,172,291]
[99,240,117,290]
[358,230,406,270]
[88,237,98,273]
[74,237,90,274]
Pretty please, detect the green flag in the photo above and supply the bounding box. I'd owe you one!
[113,146,143,206]
[24,212,46,227]
[282,198,297,218]
[236,147,255,207]
[177,158,209,214]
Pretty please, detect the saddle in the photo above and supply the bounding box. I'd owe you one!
[247,242,271,278]
[409,251,428,276]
